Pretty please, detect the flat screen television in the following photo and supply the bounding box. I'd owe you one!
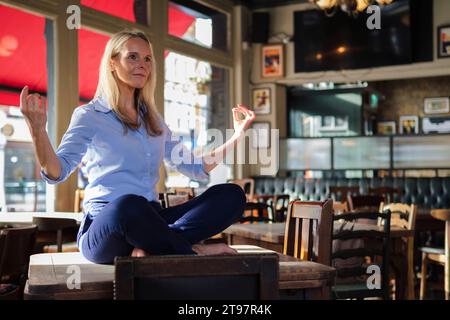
[294,0,413,72]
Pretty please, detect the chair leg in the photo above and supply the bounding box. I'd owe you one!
[419,252,428,300]
[407,239,415,300]
[445,221,449,300]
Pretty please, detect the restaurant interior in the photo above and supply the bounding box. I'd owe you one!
[0,0,450,301]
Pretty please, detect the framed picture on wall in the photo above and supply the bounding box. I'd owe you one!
[377,121,396,135]
[438,25,450,58]
[252,88,271,114]
[251,122,271,149]
[261,44,284,78]
[424,97,450,114]
[399,116,419,134]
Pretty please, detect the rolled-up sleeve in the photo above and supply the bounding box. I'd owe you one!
[40,107,94,184]
[163,124,209,182]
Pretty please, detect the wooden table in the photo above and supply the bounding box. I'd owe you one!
[0,211,83,226]
[24,245,336,300]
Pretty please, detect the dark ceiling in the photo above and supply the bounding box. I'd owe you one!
[234,0,309,9]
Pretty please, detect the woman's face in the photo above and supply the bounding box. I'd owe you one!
[111,37,152,90]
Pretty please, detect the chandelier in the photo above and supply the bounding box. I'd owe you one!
[309,0,394,16]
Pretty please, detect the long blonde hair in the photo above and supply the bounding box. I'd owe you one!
[95,30,162,136]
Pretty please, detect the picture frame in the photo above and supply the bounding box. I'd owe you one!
[251,122,271,149]
[261,44,284,78]
[399,115,419,135]
[424,97,450,114]
[422,116,450,134]
[377,121,396,135]
[334,116,349,130]
[252,87,271,114]
[438,25,450,58]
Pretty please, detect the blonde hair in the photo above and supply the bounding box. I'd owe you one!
[95,30,162,136]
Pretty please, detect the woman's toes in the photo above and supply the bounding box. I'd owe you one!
[131,248,147,257]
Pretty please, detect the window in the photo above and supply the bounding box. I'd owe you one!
[164,51,230,188]
[0,4,51,211]
[168,0,228,51]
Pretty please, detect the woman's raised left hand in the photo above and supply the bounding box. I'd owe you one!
[232,104,256,137]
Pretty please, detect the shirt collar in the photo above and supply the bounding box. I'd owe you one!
[93,96,148,115]
[93,96,112,113]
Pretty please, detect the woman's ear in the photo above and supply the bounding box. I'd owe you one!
[110,59,116,72]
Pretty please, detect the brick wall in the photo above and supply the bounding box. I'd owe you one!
[374,75,450,122]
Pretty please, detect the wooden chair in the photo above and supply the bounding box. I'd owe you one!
[419,209,450,300]
[380,202,417,300]
[0,225,37,300]
[230,179,255,202]
[329,186,359,202]
[347,194,384,211]
[164,193,191,207]
[254,194,290,222]
[333,201,349,215]
[173,187,195,199]
[239,202,274,224]
[283,199,334,265]
[114,254,279,300]
[74,188,85,213]
[369,187,401,204]
[332,210,391,300]
[32,217,78,253]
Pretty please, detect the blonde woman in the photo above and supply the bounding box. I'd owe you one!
[20,30,255,264]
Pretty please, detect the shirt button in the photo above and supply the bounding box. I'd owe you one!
[146,153,151,156]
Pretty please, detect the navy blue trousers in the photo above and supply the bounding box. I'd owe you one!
[80,183,246,264]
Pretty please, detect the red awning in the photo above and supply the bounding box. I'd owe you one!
[0,1,195,107]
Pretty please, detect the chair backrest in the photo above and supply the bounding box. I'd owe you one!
[114,254,279,300]
[379,202,417,231]
[283,199,333,265]
[165,193,191,207]
[173,187,195,199]
[0,225,37,282]
[333,201,349,214]
[332,210,391,299]
[74,188,85,212]
[272,194,290,222]
[369,187,401,204]
[347,194,384,211]
[239,202,274,223]
[329,186,359,202]
[231,179,255,201]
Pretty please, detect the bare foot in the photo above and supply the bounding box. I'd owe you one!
[131,248,148,257]
[192,243,238,255]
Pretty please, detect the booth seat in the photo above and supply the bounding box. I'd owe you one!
[252,177,450,209]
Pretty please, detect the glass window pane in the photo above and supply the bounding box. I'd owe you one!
[280,139,331,170]
[0,5,50,211]
[393,135,450,169]
[169,0,228,51]
[334,137,390,170]
[78,28,110,102]
[164,51,230,188]
[81,0,148,24]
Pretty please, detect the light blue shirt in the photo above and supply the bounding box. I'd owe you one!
[41,96,209,218]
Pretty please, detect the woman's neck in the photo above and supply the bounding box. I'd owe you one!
[118,85,136,113]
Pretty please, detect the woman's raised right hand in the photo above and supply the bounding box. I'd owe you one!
[20,86,47,134]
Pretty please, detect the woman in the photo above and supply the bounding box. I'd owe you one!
[20,30,255,264]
